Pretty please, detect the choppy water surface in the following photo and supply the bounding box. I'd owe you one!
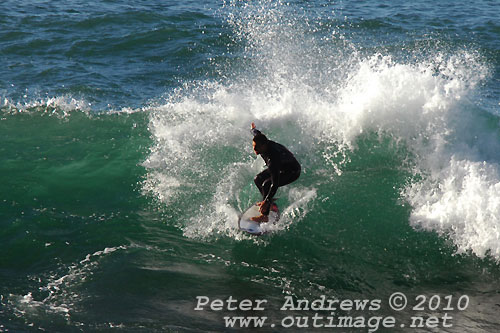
[1,0,499,331]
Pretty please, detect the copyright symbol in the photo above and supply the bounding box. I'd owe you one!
[389,292,407,311]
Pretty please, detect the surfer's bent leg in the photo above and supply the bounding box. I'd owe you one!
[278,165,301,187]
[257,166,301,216]
[254,169,272,199]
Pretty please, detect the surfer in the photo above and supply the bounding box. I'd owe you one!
[250,122,301,222]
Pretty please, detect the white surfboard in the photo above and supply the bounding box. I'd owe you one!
[238,202,280,235]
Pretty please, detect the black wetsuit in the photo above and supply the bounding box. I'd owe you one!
[252,129,301,215]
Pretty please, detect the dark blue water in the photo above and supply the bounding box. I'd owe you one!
[1,0,499,331]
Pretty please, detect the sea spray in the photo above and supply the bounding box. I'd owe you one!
[143,0,498,260]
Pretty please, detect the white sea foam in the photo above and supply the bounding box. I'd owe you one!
[323,51,499,259]
[405,159,500,257]
[1,95,92,116]
[1,245,129,324]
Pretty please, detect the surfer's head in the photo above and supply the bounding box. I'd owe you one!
[252,134,268,155]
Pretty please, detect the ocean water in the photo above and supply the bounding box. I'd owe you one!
[1,0,499,331]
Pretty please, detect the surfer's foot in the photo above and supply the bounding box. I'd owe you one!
[251,214,269,223]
